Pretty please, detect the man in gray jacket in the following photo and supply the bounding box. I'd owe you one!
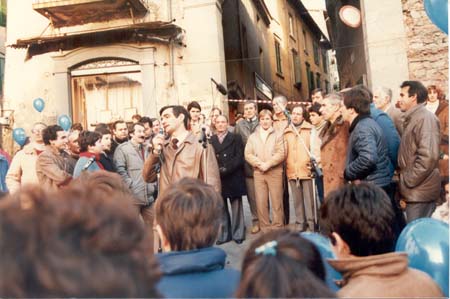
[397,81,441,222]
[114,122,156,234]
[234,100,260,233]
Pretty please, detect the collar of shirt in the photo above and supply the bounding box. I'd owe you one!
[217,131,228,143]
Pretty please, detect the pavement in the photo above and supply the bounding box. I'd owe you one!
[215,195,299,270]
[215,196,257,270]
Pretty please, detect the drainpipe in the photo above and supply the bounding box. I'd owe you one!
[168,0,175,87]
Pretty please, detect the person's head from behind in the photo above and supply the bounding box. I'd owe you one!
[236,229,335,298]
[0,185,160,297]
[70,122,83,133]
[71,170,132,199]
[155,178,223,251]
[42,125,67,151]
[321,183,396,258]
[341,87,371,124]
[131,114,142,123]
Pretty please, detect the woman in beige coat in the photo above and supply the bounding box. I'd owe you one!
[245,109,286,232]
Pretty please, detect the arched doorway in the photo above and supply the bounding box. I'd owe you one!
[70,58,143,129]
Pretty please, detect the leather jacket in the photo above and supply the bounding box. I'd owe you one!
[398,104,441,202]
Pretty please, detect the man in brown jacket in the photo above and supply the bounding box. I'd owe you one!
[322,183,443,298]
[142,105,220,196]
[245,109,285,232]
[283,105,321,232]
[36,125,72,190]
[319,92,349,196]
[398,81,441,222]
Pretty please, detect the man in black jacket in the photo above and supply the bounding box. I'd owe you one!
[211,115,246,244]
[341,88,393,188]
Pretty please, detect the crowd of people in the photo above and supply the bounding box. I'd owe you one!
[0,80,447,297]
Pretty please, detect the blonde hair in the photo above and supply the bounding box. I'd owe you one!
[259,109,273,119]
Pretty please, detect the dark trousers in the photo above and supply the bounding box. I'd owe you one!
[316,175,324,204]
[245,177,258,226]
[218,197,245,242]
[405,201,436,223]
[382,183,406,244]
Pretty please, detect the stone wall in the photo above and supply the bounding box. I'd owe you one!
[402,0,448,96]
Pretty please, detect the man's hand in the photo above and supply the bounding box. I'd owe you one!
[152,134,165,154]
[259,162,271,172]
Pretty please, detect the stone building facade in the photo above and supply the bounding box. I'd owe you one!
[3,0,228,137]
[402,0,448,95]
[327,0,448,97]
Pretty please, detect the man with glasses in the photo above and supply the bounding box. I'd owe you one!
[6,122,47,193]
[397,81,441,222]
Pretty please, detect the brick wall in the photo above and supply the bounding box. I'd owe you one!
[402,0,448,96]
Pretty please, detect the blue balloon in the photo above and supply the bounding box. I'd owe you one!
[424,0,448,34]
[396,218,449,296]
[33,98,45,113]
[57,114,72,131]
[301,232,342,292]
[12,128,27,147]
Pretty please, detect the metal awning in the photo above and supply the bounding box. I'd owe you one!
[10,21,183,60]
[32,0,149,28]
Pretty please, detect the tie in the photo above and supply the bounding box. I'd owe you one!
[171,138,179,150]
[140,145,145,160]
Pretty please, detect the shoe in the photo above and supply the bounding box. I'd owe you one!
[250,225,260,234]
[216,240,230,245]
[234,239,244,244]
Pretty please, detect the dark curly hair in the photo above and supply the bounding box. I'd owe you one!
[321,183,396,256]
[0,184,161,297]
[79,130,101,152]
[42,125,64,145]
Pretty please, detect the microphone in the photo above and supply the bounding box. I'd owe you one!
[283,108,292,123]
[82,157,96,171]
[211,78,228,95]
[155,127,165,154]
[199,126,207,144]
